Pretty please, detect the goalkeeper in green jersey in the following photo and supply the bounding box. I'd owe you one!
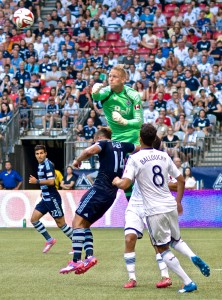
[92,65,143,145]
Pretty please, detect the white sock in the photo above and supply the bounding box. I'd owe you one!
[171,239,196,260]
[124,252,136,280]
[161,250,192,285]
[156,253,169,278]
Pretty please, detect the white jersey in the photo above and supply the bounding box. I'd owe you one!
[123,149,181,216]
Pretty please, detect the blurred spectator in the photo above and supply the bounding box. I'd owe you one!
[166,91,184,121]
[206,93,222,124]
[182,124,198,165]
[193,109,211,136]
[174,113,189,133]
[183,167,197,190]
[90,20,104,42]
[83,117,97,142]
[18,98,31,131]
[154,92,167,112]
[24,79,38,103]
[0,161,23,190]
[0,102,12,125]
[60,166,76,190]
[41,97,60,136]
[154,114,168,139]
[61,95,79,134]
[15,61,31,87]
[45,63,63,87]
[84,109,102,128]
[105,10,125,33]
[143,100,159,124]
[141,27,157,50]
[74,123,85,141]
[162,126,180,159]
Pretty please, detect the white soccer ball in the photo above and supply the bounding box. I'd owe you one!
[13,8,34,30]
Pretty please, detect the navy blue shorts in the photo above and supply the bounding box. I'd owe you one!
[76,187,117,224]
[35,193,64,219]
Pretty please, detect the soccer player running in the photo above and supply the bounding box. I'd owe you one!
[113,124,210,294]
[59,127,137,275]
[123,136,210,289]
[30,145,73,253]
[92,65,171,287]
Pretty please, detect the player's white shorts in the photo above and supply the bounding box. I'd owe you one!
[124,201,146,239]
[146,208,181,246]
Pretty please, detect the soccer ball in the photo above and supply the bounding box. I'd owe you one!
[13,8,34,29]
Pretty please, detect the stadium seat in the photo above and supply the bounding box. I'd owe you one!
[66,78,75,85]
[37,94,48,102]
[136,47,151,55]
[41,87,51,94]
[98,41,113,48]
[180,4,189,13]
[174,131,185,141]
[213,31,222,39]
[153,27,164,33]
[155,31,164,38]
[33,117,43,129]
[164,3,176,13]
[199,4,206,10]
[114,40,126,48]
[97,47,110,55]
[106,32,120,41]
[89,40,97,48]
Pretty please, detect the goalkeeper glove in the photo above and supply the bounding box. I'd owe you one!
[92,83,103,94]
[112,111,128,126]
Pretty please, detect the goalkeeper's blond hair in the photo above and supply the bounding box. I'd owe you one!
[111,64,127,79]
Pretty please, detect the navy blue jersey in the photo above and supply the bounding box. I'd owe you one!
[94,140,135,191]
[193,117,210,129]
[37,158,58,200]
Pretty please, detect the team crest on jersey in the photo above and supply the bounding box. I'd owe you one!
[126,100,131,106]
[134,104,141,110]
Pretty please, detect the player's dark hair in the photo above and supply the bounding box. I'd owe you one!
[153,136,161,150]
[140,124,157,147]
[35,145,46,152]
[94,127,112,139]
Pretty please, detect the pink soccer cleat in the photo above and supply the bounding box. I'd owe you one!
[59,260,84,274]
[124,279,137,288]
[43,238,57,253]
[156,277,172,288]
[75,256,98,275]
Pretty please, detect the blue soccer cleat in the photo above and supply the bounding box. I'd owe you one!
[178,282,197,293]
[191,256,210,277]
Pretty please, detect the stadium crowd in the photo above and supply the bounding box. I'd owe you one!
[0,0,221,167]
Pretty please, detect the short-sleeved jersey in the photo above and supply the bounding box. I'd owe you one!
[94,140,135,193]
[92,85,143,144]
[123,148,181,216]
[37,158,58,201]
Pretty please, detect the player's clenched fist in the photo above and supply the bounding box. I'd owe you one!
[112,111,128,126]
[92,83,103,94]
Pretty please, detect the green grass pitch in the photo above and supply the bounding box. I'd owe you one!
[0,228,221,300]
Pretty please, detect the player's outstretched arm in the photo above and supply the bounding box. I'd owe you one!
[72,144,101,169]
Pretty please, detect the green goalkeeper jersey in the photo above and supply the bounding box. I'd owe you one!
[92,85,143,144]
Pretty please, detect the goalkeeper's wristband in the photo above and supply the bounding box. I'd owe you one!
[36,179,40,184]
